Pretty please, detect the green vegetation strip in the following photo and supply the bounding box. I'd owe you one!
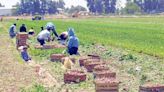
[10,17,164,57]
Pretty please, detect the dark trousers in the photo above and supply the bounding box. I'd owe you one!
[68,47,78,55]
[59,34,67,40]
[28,32,34,35]
[37,38,45,46]
[10,34,16,38]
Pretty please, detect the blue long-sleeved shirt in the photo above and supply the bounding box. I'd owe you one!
[67,28,79,48]
[45,22,58,37]
[9,25,16,38]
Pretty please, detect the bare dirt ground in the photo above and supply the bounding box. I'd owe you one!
[0,23,58,92]
[0,32,37,92]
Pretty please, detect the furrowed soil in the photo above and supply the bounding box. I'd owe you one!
[0,17,164,92]
[0,23,38,92]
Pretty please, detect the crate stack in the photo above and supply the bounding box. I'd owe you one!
[139,84,164,92]
[50,54,66,61]
[64,70,86,83]
[95,78,119,92]
[79,54,119,92]
[16,32,28,48]
[35,44,66,49]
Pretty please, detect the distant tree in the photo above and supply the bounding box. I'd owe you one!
[110,0,116,13]
[47,0,58,14]
[133,0,164,14]
[104,0,110,14]
[123,1,141,14]
[66,5,87,14]
[95,0,104,14]
[86,0,96,13]
[14,0,65,15]
[86,0,117,14]
[57,0,65,9]
[12,2,20,15]
[0,3,5,7]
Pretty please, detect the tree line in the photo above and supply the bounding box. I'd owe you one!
[86,0,164,14]
[12,0,164,15]
[86,0,116,14]
[14,0,65,15]
[134,0,164,13]
[0,3,5,7]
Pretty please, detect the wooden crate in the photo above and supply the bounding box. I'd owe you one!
[79,56,89,66]
[94,65,109,72]
[16,32,28,39]
[16,39,27,49]
[64,70,86,83]
[139,84,164,92]
[83,58,101,67]
[88,54,101,60]
[34,44,66,49]
[94,70,116,79]
[50,54,66,61]
[95,78,119,92]
[84,62,105,72]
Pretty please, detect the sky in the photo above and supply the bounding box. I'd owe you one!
[0,0,126,9]
[0,0,88,8]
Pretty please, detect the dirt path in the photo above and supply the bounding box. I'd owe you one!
[0,23,38,92]
[0,22,58,91]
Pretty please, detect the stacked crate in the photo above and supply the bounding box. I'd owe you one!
[35,44,66,49]
[94,65,109,72]
[50,54,66,61]
[94,70,116,79]
[64,70,86,83]
[95,78,119,92]
[78,55,119,92]
[79,56,90,66]
[84,62,104,72]
[16,32,28,48]
[139,84,164,92]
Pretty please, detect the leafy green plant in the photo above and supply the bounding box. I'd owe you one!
[140,74,148,85]
[119,54,137,61]
[21,84,47,92]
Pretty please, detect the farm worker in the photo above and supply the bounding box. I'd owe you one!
[28,27,35,35]
[67,28,79,55]
[20,24,27,32]
[37,27,51,46]
[18,46,31,62]
[58,31,68,45]
[9,23,17,38]
[45,22,59,38]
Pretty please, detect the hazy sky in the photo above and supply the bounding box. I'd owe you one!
[0,0,126,9]
[0,0,88,8]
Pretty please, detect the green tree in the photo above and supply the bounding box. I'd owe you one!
[123,1,141,14]
[0,3,5,7]
[66,5,87,14]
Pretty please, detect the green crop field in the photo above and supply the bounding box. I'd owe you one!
[8,17,164,57]
[1,17,164,92]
